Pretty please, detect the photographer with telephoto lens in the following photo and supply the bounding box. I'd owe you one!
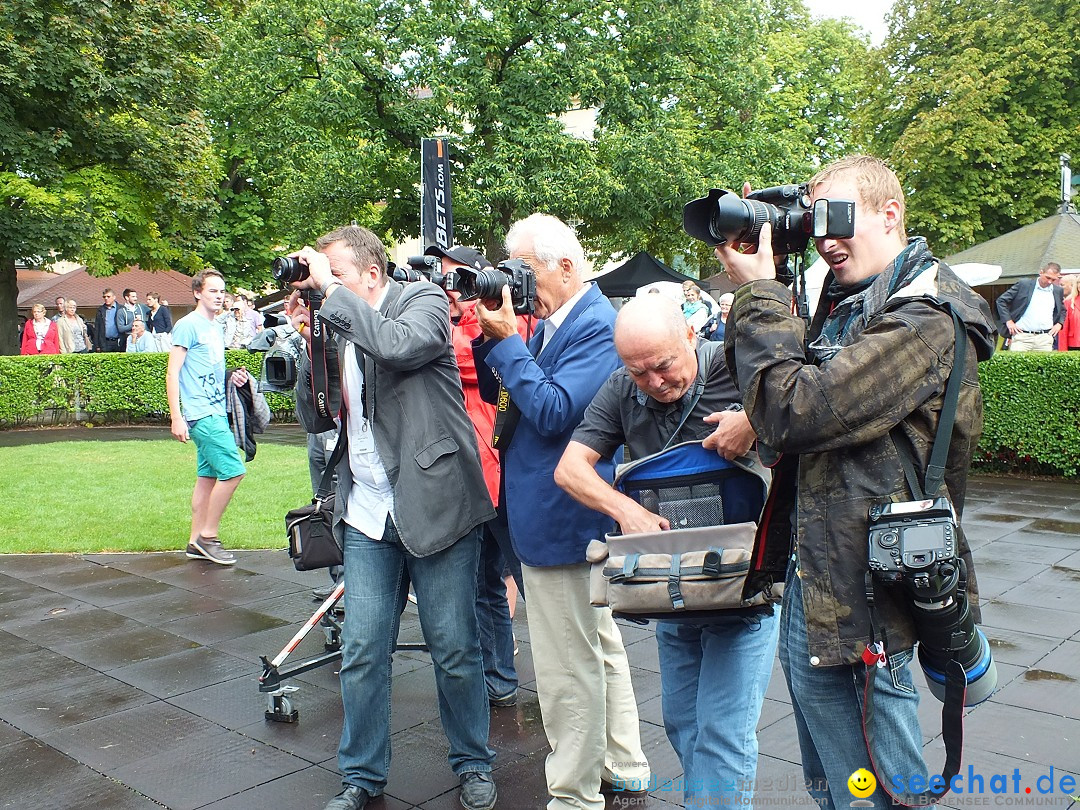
[705,156,998,810]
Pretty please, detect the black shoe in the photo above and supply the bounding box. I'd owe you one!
[460,772,497,810]
[323,785,371,810]
[488,689,517,708]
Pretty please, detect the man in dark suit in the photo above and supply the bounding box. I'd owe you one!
[287,225,497,810]
[473,214,649,810]
[94,288,125,352]
[995,262,1065,350]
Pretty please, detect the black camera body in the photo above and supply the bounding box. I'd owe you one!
[462,258,537,315]
[867,496,997,706]
[867,497,957,581]
[247,324,306,394]
[402,254,465,293]
[683,184,855,256]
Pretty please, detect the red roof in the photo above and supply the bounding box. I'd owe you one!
[18,266,199,315]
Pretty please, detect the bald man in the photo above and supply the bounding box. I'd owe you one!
[555,295,779,807]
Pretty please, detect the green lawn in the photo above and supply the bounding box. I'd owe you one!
[0,440,312,554]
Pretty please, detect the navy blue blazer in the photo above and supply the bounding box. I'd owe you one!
[473,284,620,567]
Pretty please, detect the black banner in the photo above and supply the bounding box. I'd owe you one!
[421,138,453,249]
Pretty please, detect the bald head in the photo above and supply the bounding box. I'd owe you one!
[616,295,687,348]
[615,296,698,403]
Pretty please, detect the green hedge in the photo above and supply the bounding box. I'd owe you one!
[0,351,295,426]
[976,350,1080,477]
[2,349,1079,477]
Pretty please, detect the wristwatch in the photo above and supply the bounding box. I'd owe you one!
[321,280,343,296]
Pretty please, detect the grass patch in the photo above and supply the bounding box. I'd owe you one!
[0,440,312,554]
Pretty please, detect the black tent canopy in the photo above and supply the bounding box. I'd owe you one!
[593,251,697,297]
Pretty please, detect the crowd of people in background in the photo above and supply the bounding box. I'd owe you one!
[18,286,266,355]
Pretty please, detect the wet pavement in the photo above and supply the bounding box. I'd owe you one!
[1,468,1079,809]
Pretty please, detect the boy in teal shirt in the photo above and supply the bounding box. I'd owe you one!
[167,269,248,565]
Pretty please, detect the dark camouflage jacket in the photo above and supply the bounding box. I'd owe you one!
[726,240,997,666]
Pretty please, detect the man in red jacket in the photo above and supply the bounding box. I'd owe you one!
[426,244,533,707]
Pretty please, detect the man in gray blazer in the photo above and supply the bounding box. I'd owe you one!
[995,262,1065,351]
[288,225,497,810]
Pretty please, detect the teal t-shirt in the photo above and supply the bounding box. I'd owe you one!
[172,311,226,421]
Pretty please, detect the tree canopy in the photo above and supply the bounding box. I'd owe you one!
[865,0,1080,253]
[7,0,1073,355]
[202,0,870,281]
[0,0,218,353]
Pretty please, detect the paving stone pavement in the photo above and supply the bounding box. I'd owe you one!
[1,469,1079,809]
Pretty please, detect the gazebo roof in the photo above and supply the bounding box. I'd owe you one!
[944,212,1080,281]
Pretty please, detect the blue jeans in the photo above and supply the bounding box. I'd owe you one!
[476,511,517,700]
[656,611,779,807]
[779,563,926,809]
[338,520,494,794]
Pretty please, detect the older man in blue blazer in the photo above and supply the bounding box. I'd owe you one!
[474,214,650,810]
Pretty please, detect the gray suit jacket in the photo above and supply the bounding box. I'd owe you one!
[298,279,494,557]
[994,277,1065,337]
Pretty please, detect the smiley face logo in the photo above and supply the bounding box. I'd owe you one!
[848,768,876,798]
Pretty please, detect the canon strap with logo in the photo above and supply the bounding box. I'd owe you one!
[308,295,333,421]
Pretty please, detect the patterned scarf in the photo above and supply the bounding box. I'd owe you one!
[809,237,933,363]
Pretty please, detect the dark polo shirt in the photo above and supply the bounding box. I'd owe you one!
[572,342,740,461]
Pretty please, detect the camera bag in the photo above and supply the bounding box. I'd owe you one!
[587,441,779,619]
[285,431,347,571]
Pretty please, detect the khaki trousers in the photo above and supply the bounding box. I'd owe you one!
[522,562,650,810]
[1009,331,1054,351]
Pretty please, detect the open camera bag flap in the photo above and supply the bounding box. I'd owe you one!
[285,431,347,572]
[586,440,781,618]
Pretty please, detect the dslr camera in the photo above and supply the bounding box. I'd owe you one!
[399,254,467,293]
[461,258,537,315]
[247,323,306,394]
[868,497,997,706]
[683,184,855,256]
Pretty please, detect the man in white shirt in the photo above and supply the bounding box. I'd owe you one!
[995,262,1065,351]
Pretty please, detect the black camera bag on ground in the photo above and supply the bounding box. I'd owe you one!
[285,431,347,571]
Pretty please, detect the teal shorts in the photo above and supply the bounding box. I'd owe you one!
[189,414,246,481]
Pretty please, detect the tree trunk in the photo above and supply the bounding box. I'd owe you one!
[0,256,19,356]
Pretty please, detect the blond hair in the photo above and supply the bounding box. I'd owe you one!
[809,155,906,236]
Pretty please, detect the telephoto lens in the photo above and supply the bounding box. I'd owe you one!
[271,256,309,284]
[909,563,998,705]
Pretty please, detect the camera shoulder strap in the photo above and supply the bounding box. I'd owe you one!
[308,293,333,421]
[865,308,969,807]
[890,309,967,500]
